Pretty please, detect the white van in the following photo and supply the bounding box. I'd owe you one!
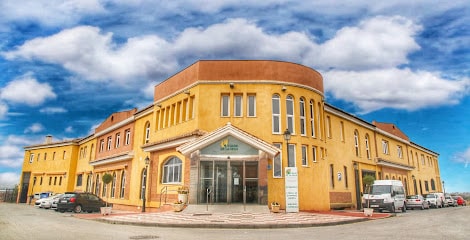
[362,180,407,213]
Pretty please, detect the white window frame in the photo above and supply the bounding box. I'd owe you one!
[273,143,282,178]
[397,145,403,159]
[111,173,116,198]
[301,145,308,166]
[115,133,120,148]
[299,98,306,136]
[29,154,34,163]
[247,94,256,117]
[120,171,126,199]
[107,136,112,151]
[286,95,295,134]
[221,94,230,117]
[145,122,150,143]
[326,116,332,138]
[272,94,281,134]
[382,140,389,154]
[288,143,296,167]
[309,100,316,138]
[125,129,131,145]
[354,130,360,157]
[234,94,243,117]
[162,157,182,184]
[365,135,371,159]
[312,146,317,163]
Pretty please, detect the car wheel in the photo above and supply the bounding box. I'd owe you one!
[74,205,82,213]
[390,204,396,213]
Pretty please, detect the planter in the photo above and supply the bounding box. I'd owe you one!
[178,193,188,204]
[363,207,373,217]
[172,203,185,212]
[271,204,281,213]
[100,207,112,215]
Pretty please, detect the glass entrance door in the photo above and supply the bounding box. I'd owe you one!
[199,160,258,204]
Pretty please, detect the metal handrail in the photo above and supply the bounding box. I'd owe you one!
[159,186,168,208]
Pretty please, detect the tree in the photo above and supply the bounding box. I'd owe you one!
[362,175,375,193]
[102,173,113,207]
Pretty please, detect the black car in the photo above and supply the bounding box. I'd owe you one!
[57,192,108,213]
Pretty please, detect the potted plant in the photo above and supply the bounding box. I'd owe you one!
[172,200,185,212]
[177,186,189,204]
[100,173,113,215]
[271,201,281,213]
[362,175,375,216]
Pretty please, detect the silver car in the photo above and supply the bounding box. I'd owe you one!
[406,195,430,210]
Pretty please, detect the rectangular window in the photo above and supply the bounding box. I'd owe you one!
[63,151,66,160]
[29,154,34,163]
[339,121,344,142]
[421,154,425,165]
[288,144,296,167]
[397,146,403,159]
[234,94,242,117]
[382,140,389,154]
[330,164,335,188]
[247,94,256,117]
[424,181,429,191]
[44,153,47,161]
[221,94,230,117]
[286,96,294,134]
[49,177,52,185]
[125,129,131,145]
[365,136,371,159]
[37,153,40,161]
[273,143,282,178]
[115,133,121,148]
[312,146,317,163]
[301,145,308,166]
[344,166,348,188]
[52,152,55,160]
[54,177,57,185]
[77,174,83,187]
[182,99,188,121]
[120,171,126,199]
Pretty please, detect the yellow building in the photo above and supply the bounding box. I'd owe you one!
[18,60,441,212]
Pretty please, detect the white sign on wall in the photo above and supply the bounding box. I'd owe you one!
[285,167,299,213]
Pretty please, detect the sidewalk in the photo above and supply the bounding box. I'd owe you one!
[74,206,392,229]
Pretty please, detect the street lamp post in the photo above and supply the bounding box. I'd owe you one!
[283,129,291,167]
[142,156,150,212]
[442,181,445,195]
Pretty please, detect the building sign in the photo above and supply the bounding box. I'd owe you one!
[285,167,299,213]
[200,136,258,155]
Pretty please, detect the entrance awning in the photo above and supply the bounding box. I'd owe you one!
[376,158,415,171]
[177,122,280,158]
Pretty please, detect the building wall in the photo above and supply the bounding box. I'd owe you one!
[19,60,441,212]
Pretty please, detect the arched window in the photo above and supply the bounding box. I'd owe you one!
[430,179,436,191]
[354,130,360,157]
[140,168,147,199]
[144,121,150,143]
[272,94,281,133]
[299,98,306,136]
[95,174,100,195]
[111,172,117,198]
[120,170,126,199]
[162,157,182,184]
[286,95,295,133]
[309,100,316,138]
[365,134,371,159]
[86,174,92,192]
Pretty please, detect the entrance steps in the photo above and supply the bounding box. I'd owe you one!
[183,204,270,214]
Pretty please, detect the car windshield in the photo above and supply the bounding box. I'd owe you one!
[407,195,418,199]
[425,194,435,198]
[63,193,76,198]
[370,185,391,194]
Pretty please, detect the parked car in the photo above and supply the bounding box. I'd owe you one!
[425,193,443,208]
[406,195,430,210]
[57,192,108,213]
[445,195,457,207]
[33,192,54,207]
[39,195,56,209]
[452,196,467,206]
[51,194,65,210]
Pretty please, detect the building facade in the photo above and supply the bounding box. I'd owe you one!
[18,60,442,212]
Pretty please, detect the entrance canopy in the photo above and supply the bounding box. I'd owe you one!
[176,122,280,158]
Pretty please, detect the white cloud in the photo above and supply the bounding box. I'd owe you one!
[310,16,422,70]
[65,126,74,133]
[24,123,45,134]
[454,147,470,168]
[0,74,56,106]
[39,107,68,114]
[0,172,21,188]
[324,68,470,113]
[0,102,8,119]
[0,0,105,27]
[3,26,178,85]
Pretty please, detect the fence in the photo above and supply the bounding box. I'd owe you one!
[0,188,18,203]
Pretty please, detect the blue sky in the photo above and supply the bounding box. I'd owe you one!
[0,1,469,192]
